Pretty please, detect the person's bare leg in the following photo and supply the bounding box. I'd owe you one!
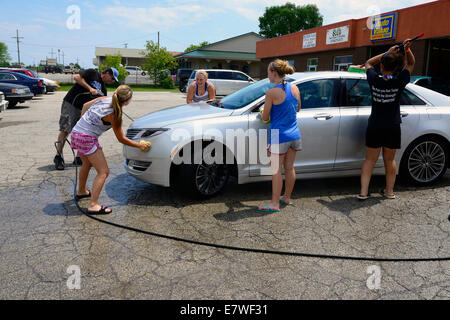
[56,131,68,156]
[281,148,297,204]
[77,155,92,196]
[258,153,285,211]
[360,147,381,196]
[86,148,111,213]
[382,147,397,196]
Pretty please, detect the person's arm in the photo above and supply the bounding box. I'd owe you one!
[104,113,150,151]
[262,90,274,122]
[365,45,399,69]
[186,83,195,104]
[291,84,301,112]
[207,82,216,102]
[81,96,108,116]
[74,69,99,96]
[403,39,415,74]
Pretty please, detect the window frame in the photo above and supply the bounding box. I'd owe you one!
[296,78,340,109]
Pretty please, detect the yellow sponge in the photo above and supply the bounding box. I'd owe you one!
[260,108,270,124]
[140,140,152,152]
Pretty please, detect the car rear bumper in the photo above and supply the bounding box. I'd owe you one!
[0,100,8,112]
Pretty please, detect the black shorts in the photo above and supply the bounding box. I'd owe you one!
[365,124,401,149]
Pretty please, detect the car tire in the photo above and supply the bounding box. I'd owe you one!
[400,136,448,186]
[8,101,17,108]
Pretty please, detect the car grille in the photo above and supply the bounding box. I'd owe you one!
[126,129,142,139]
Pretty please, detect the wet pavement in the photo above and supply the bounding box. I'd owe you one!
[0,91,449,299]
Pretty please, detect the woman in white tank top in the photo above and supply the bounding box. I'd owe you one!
[186,70,216,103]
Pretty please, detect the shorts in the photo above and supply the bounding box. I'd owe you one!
[70,131,102,156]
[365,124,401,149]
[268,139,303,155]
[59,100,81,133]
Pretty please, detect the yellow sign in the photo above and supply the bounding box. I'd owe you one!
[370,13,398,41]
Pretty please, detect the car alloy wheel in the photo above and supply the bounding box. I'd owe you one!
[194,163,229,196]
[407,141,446,183]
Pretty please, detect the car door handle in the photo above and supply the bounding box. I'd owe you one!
[401,111,409,118]
[313,113,333,120]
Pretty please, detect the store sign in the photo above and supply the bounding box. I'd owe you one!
[326,26,349,45]
[302,33,316,49]
[370,13,398,41]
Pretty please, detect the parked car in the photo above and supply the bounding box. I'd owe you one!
[123,71,450,197]
[0,91,8,112]
[42,65,63,74]
[0,83,33,107]
[0,71,46,95]
[186,69,255,96]
[125,66,146,76]
[41,77,60,93]
[0,67,35,78]
[176,68,193,91]
[410,76,450,96]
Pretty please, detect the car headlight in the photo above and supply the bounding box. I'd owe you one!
[12,89,26,95]
[141,128,169,138]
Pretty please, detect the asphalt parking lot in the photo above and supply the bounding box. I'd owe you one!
[0,91,449,300]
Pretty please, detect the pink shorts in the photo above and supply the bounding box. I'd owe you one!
[70,132,102,156]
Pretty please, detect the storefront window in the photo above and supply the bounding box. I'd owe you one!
[334,55,352,71]
[307,58,318,71]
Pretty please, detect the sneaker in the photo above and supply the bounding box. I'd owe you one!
[54,155,65,170]
[73,156,82,166]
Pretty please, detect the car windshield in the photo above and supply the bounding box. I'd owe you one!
[218,78,293,110]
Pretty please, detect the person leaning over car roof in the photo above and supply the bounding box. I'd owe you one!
[186,70,216,104]
[53,67,119,170]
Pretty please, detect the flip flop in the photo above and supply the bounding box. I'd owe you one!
[257,205,280,213]
[75,190,91,201]
[380,189,396,199]
[87,205,112,215]
[280,198,294,206]
[357,194,370,200]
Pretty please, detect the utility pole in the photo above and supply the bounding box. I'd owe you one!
[12,29,24,66]
[61,51,65,66]
[157,31,160,49]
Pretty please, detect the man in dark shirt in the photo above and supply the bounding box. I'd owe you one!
[53,68,118,170]
[358,39,415,200]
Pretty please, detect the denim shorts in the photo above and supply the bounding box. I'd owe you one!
[268,139,303,154]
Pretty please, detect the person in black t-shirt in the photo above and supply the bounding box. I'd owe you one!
[53,68,118,170]
[358,39,415,200]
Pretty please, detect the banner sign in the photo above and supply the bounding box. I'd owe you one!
[326,26,349,45]
[370,12,398,41]
[302,33,317,49]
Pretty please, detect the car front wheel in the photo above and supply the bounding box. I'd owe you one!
[400,136,448,185]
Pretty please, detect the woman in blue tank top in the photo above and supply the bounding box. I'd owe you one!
[258,59,302,213]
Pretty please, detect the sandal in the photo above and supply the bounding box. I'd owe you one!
[87,205,112,215]
[280,197,294,206]
[357,194,370,200]
[380,189,396,199]
[75,190,91,201]
[257,205,280,213]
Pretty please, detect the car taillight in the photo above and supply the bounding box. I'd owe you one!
[38,80,43,86]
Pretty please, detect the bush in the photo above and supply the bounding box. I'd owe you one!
[159,75,175,89]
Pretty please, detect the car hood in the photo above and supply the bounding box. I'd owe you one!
[130,102,233,128]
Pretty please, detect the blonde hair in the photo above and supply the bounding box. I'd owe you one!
[195,70,208,80]
[269,59,295,76]
[111,85,133,125]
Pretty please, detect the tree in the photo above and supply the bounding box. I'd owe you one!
[0,42,12,67]
[258,3,323,38]
[100,53,127,83]
[142,40,178,86]
[184,41,209,53]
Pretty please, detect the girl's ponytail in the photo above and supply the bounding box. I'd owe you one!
[111,85,133,126]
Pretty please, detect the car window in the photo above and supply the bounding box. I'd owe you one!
[400,90,427,105]
[0,73,16,80]
[207,71,217,79]
[297,79,336,109]
[416,78,429,87]
[233,72,249,81]
[216,71,232,80]
[342,79,371,107]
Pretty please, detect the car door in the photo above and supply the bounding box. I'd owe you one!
[248,78,341,176]
[335,78,420,170]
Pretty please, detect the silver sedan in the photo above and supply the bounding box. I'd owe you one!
[123,72,450,197]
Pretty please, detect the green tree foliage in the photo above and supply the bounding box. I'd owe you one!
[258,3,323,38]
[0,42,12,67]
[142,40,178,86]
[184,41,209,53]
[100,53,127,83]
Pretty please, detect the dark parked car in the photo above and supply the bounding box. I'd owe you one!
[410,76,450,96]
[42,65,63,74]
[0,71,46,95]
[176,68,193,92]
[0,82,33,107]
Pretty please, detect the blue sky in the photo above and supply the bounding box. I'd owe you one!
[0,0,436,68]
